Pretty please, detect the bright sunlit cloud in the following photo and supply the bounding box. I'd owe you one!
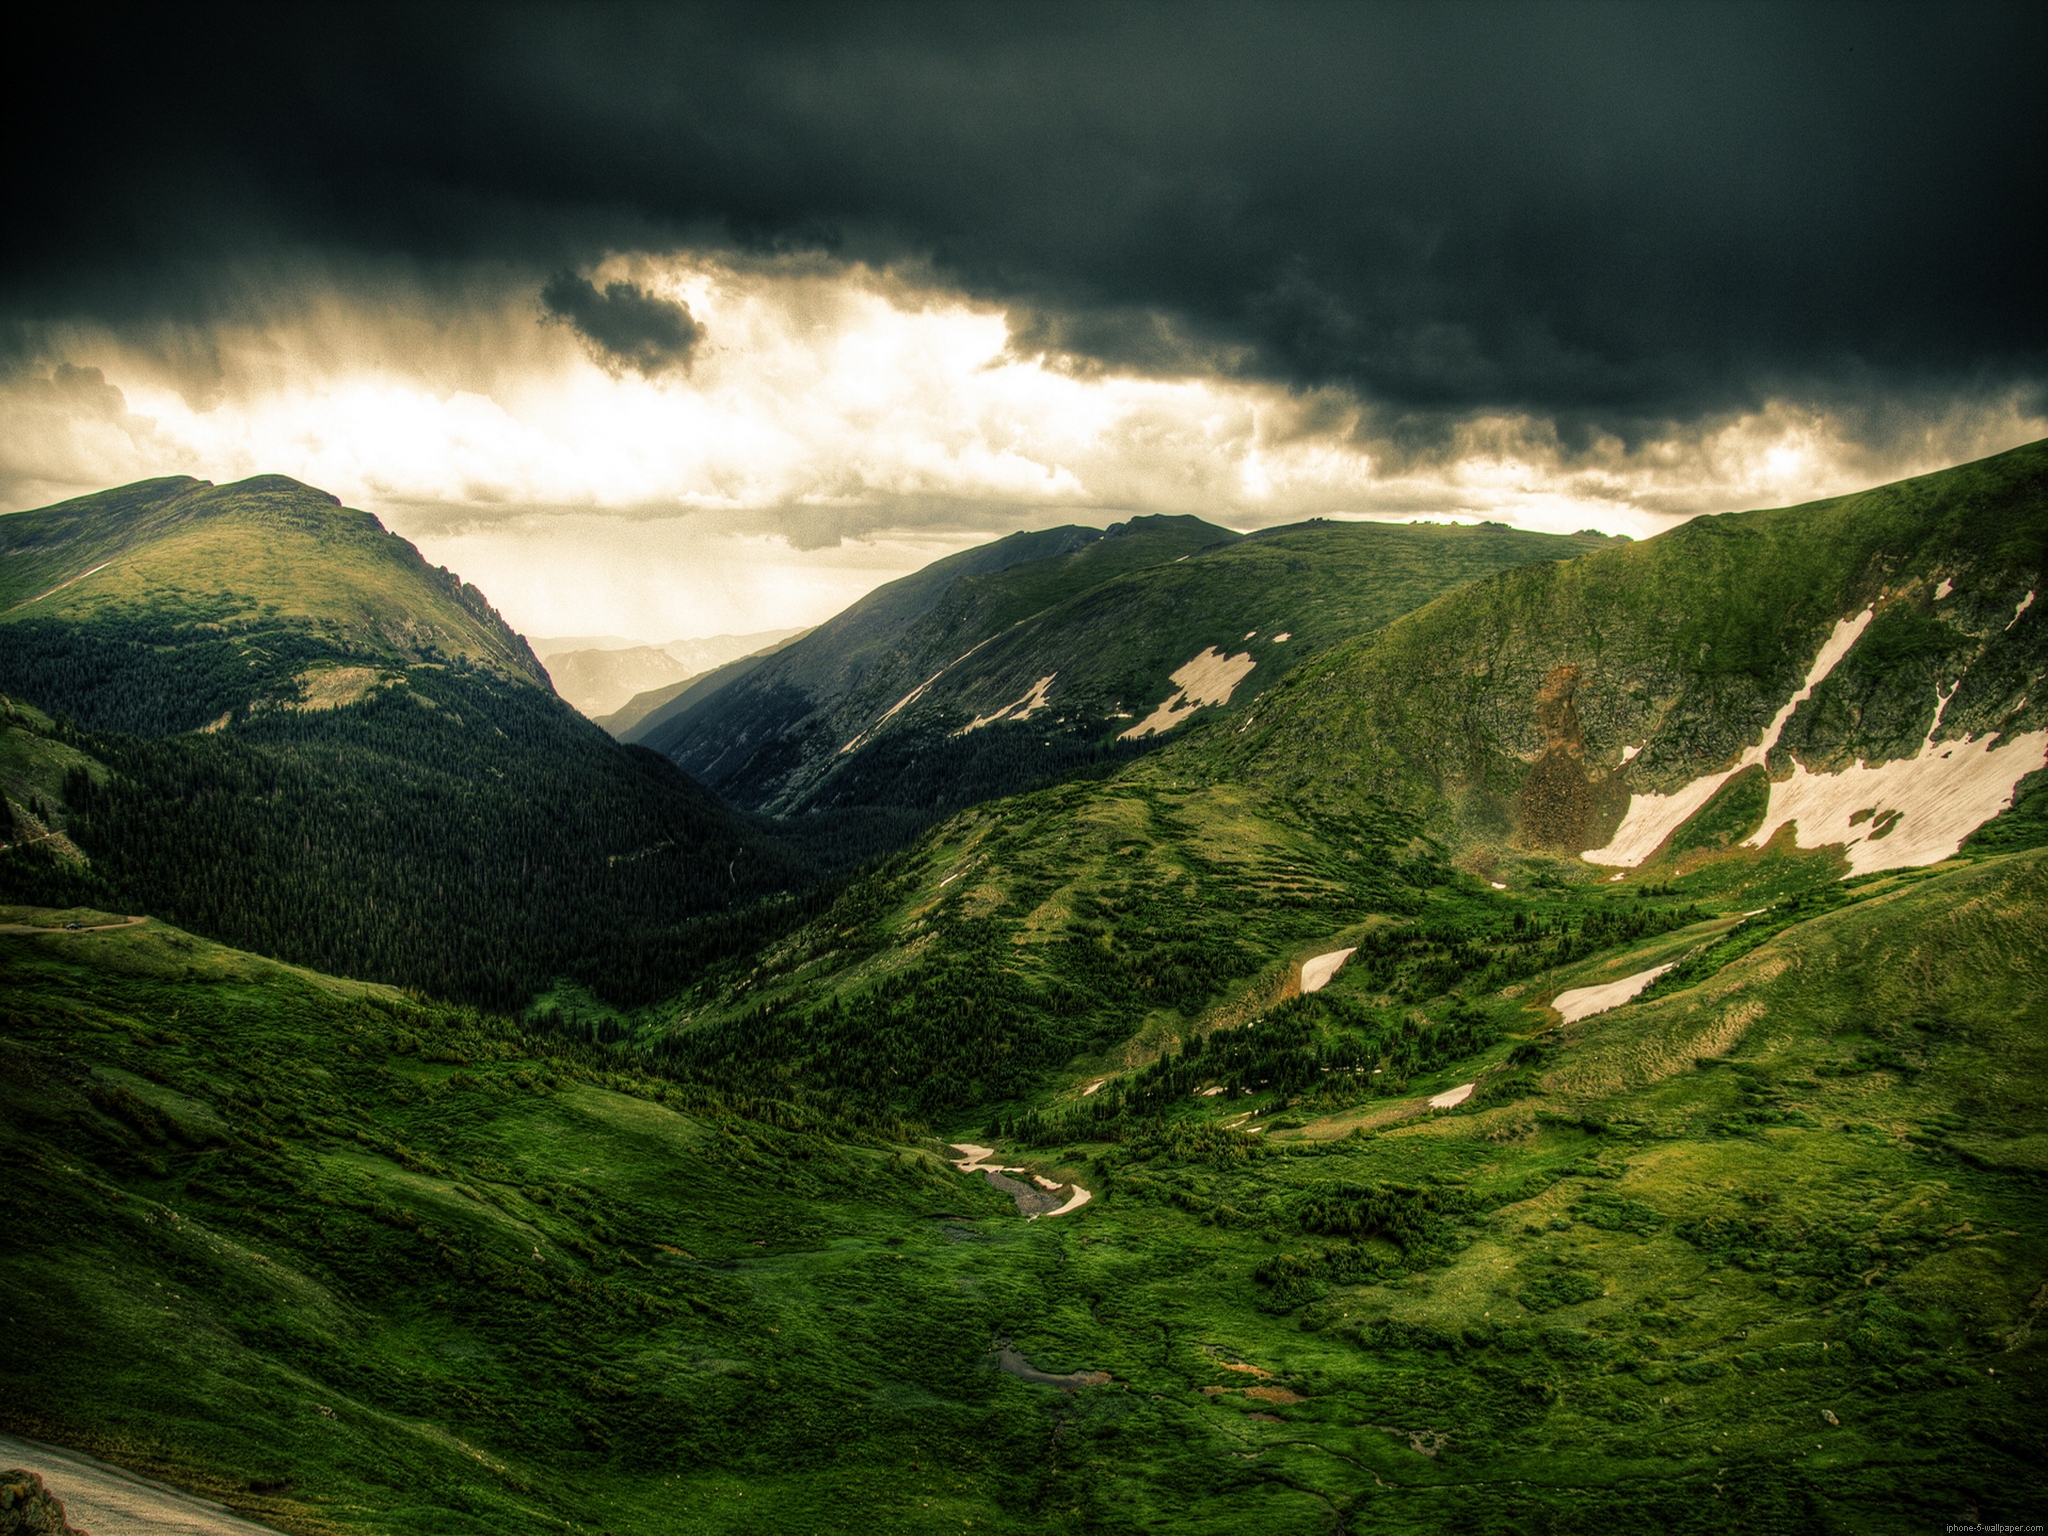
[4,253,2041,641]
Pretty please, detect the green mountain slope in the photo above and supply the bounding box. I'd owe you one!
[640,516,1622,825]
[5,844,2042,1532]
[639,443,2047,1130]
[0,475,547,733]
[1197,440,2048,864]
[0,476,808,1009]
[626,514,1236,779]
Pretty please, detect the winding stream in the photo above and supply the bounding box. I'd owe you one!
[949,1144,1092,1219]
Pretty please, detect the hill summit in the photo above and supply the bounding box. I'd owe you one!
[0,474,809,1009]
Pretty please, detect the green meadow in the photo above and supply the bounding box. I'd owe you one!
[5,841,2043,1532]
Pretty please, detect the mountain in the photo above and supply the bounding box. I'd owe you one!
[537,628,809,717]
[1198,437,2048,867]
[5,448,2046,1535]
[0,475,811,1009]
[620,515,1220,758]
[634,515,1623,825]
[0,474,550,724]
[664,440,2045,1122]
[594,627,814,738]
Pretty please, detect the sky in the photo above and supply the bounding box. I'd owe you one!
[5,3,2042,642]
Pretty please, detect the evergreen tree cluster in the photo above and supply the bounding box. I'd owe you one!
[0,618,856,1008]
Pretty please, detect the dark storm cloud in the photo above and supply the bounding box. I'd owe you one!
[540,273,703,376]
[8,2,2043,426]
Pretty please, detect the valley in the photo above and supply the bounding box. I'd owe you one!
[2,443,2046,1534]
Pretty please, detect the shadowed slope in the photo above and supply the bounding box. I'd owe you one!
[643,515,1624,829]
[0,476,809,1009]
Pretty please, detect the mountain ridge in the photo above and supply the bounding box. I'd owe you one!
[0,474,818,1009]
[3,446,2047,1535]
[639,516,1626,826]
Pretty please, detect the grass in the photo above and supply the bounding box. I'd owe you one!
[0,475,542,684]
[4,446,2044,1533]
[648,517,1625,819]
[4,841,2042,1532]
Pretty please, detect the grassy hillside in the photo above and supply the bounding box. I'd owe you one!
[629,443,2047,1135]
[4,845,2041,1532]
[0,476,819,1010]
[0,475,546,733]
[645,517,1622,825]
[1193,440,2047,855]
[631,515,1237,786]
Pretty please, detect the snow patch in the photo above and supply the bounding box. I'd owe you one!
[1299,947,1356,993]
[1082,1079,1107,1096]
[1621,744,1641,763]
[2011,591,2036,630]
[840,633,1000,754]
[1243,630,1257,640]
[1119,647,1258,738]
[16,561,114,608]
[1271,632,1291,642]
[1551,962,1676,1023]
[1583,608,1875,867]
[1490,881,1507,890]
[1742,715,2048,875]
[1429,1082,1476,1109]
[958,673,1056,734]
[1936,577,1954,600]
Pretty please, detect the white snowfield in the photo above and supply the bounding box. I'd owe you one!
[948,1143,1016,1172]
[1583,603,2047,877]
[1299,948,1356,993]
[1744,712,2048,876]
[1037,1185,1093,1218]
[1428,1082,1476,1109]
[1119,647,1257,738]
[958,673,1056,734]
[1584,608,1875,867]
[1551,962,1676,1023]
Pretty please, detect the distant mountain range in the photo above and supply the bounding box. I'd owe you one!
[532,628,808,717]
